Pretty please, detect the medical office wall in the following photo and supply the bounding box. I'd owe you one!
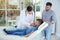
[0,0,41,26]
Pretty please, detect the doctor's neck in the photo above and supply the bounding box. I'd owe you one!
[27,11,33,14]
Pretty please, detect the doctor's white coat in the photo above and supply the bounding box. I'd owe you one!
[16,9,34,29]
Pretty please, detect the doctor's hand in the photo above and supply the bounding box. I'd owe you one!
[30,23,35,26]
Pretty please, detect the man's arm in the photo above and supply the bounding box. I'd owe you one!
[47,11,56,25]
[51,12,56,24]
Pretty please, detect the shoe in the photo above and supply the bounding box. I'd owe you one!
[3,29,7,34]
[15,25,17,28]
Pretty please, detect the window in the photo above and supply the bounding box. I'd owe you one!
[0,0,6,26]
[0,0,20,26]
[34,0,41,19]
[0,10,5,26]
[0,0,41,26]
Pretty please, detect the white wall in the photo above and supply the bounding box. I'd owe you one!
[41,0,60,36]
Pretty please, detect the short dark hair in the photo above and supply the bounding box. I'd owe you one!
[27,6,32,11]
[46,2,52,6]
[36,19,43,25]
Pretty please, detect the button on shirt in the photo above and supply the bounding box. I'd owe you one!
[42,10,56,24]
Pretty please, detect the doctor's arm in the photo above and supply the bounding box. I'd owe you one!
[24,12,35,28]
[30,12,35,26]
[23,21,34,28]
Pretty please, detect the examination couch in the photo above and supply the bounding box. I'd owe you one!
[0,22,48,40]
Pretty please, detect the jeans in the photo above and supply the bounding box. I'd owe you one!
[6,27,38,36]
[6,29,26,36]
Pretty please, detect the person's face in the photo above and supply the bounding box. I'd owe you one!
[46,5,51,11]
[28,11,33,14]
[35,21,40,26]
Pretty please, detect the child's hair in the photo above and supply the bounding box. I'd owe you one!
[36,19,43,25]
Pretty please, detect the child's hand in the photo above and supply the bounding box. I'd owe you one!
[30,23,35,26]
[24,35,29,37]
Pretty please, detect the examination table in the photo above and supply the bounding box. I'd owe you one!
[0,22,48,40]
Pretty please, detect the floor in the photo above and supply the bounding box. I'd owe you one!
[51,35,60,40]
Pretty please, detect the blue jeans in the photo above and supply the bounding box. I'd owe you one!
[6,29,26,36]
[6,27,38,36]
[43,25,52,40]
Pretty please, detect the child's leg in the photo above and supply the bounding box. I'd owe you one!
[5,29,20,34]
[26,27,38,35]
[5,29,26,36]
[12,30,26,36]
[26,28,33,34]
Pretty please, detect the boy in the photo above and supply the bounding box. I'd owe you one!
[3,19,43,37]
[25,19,43,37]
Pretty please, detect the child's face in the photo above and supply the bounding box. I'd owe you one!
[35,21,40,26]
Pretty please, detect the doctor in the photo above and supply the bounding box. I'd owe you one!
[42,2,56,40]
[16,6,34,29]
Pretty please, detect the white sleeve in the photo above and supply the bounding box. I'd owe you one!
[24,11,35,28]
[23,21,31,28]
[30,11,35,23]
[31,11,35,23]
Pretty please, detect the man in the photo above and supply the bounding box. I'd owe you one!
[16,6,35,29]
[42,2,56,40]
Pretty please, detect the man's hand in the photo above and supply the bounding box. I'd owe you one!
[30,22,35,26]
[47,21,53,25]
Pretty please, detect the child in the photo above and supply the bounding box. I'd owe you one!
[25,19,43,37]
[3,19,43,36]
